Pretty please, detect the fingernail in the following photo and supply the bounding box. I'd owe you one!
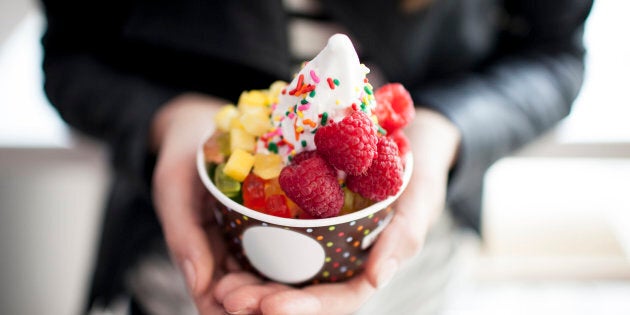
[377,259,398,289]
[182,259,197,293]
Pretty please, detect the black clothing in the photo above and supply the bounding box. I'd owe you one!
[39,0,593,309]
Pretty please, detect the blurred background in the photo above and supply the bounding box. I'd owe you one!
[1,0,629,314]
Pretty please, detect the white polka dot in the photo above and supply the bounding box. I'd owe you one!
[242,226,326,284]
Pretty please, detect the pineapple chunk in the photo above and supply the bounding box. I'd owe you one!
[253,153,284,180]
[267,81,287,104]
[214,105,239,132]
[238,90,269,113]
[230,116,246,131]
[240,110,271,137]
[223,149,255,182]
[230,128,256,153]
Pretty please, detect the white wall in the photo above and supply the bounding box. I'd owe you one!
[0,3,110,314]
[479,0,630,280]
[0,147,109,315]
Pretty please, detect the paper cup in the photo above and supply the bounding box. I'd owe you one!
[197,137,413,285]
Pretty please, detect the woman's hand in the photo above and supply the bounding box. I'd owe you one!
[363,107,461,289]
[212,107,461,315]
[151,93,230,314]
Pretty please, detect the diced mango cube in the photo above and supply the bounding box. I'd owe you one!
[223,149,255,182]
[230,128,256,153]
[253,153,284,180]
[240,111,271,136]
[214,105,240,132]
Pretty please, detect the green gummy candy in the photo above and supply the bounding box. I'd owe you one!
[214,163,241,198]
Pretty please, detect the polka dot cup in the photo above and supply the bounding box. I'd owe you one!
[197,143,413,285]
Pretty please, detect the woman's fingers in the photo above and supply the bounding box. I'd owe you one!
[214,273,375,315]
[213,272,264,304]
[153,159,216,298]
[152,96,225,300]
[362,108,460,288]
[260,276,375,315]
[223,282,292,314]
[214,273,292,314]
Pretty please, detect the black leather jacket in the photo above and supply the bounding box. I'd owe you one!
[40,0,593,307]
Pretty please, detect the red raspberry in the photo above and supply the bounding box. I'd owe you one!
[290,150,319,165]
[346,137,403,201]
[374,83,415,134]
[314,110,378,175]
[279,154,343,218]
[389,129,410,158]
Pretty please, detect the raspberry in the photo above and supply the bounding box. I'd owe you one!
[314,110,378,175]
[279,154,343,218]
[290,150,319,165]
[374,83,415,134]
[346,137,403,201]
[388,129,410,158]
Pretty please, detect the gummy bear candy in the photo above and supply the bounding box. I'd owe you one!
[243,173,266,211]
[213,163,241,198]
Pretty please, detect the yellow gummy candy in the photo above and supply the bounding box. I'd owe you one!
[253,153,284,180]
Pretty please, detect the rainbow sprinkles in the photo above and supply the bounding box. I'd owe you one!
[256,34,377,163]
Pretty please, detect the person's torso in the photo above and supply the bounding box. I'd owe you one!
[99,0,503,100]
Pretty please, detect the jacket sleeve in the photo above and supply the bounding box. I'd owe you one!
[413,0,593,230]
[40,1,182,184]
